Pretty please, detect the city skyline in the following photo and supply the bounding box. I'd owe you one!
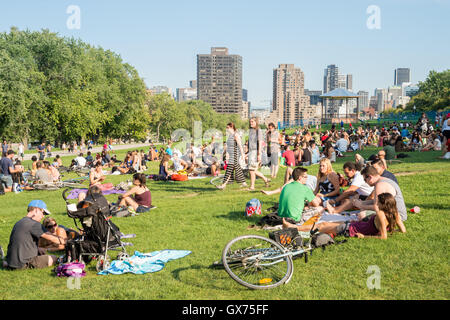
[1,0,449,108]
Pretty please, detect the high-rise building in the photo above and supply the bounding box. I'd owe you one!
[242,89,248,102]
[394,68,411,86]
[197,47,243,114]
[323,65,339,118]
[272,64,311,126]
[176,87,197,102]
[304,90,322,106]
[357,91,369,110]
[149,86,173,96]
[375,88,388,112]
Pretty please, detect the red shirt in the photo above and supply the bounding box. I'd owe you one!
[282,149,295,166]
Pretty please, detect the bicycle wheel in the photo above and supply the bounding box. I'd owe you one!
[62,182,87,189]
[32,183,61,191]
[222,234,293,290]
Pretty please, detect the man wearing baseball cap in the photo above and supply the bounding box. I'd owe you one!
[2,200,65,270]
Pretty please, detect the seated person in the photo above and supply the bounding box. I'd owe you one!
[371,158,398,185]
[38,217,68,252]
[35,161,54,184]
[118,173,153,213]
[335,134,349,154]
[43,161,60,182]
[283,192,406,240]
[89,162,106,187]
[158,154,171,180]
[383,140,397,160]
[85,151,94,165]
[326,162,374,214]
[262,166,317,195]
[277,167,324,225]
[422,134,442,151]
[74,153,87,167]
[3,200,63,270]
[52,155,63,168]
[309,140,320,165]
[11,160,26,186]
[30,156,38,177]
[309,158,340,207]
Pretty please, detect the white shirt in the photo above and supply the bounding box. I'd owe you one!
[335,138,349,152]
[74,156,86,167]
[351,171,374,196]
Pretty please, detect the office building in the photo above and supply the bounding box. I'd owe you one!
[242,89,248,102]
[197,47,243,114]
[394,68,411,86]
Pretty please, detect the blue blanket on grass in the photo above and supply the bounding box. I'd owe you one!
[98,250,191,275]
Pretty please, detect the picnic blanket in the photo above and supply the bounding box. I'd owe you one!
[67,188,126,200]
[98,250,191,275]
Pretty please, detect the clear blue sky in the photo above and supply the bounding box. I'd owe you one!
[1,0,449,107]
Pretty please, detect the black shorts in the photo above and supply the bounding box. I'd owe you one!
[443,130,450,139]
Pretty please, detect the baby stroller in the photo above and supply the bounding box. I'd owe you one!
[62,188,135,272]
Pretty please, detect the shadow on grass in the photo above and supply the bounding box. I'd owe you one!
[171,264,242,291]
[405,202,450,211]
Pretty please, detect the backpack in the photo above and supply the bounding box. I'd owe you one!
[54,262,86,278]
[245,198,262,217]
[311,232,335,249]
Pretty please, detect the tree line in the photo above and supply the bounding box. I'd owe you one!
[0,28,246,148]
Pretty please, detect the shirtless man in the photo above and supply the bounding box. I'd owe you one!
[327,165,407,221]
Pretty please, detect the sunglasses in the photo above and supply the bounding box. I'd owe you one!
[46,224,57,229]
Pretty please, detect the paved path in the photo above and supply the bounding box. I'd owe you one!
[22,143,150,161]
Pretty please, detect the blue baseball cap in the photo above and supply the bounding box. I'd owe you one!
[28,200,51,215]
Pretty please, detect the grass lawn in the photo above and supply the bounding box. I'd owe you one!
[0,146,449,300]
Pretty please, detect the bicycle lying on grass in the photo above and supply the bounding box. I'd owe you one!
[30,176,88,191]
[221,226,340,290]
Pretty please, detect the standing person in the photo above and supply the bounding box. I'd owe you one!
[46,144,52,159]
[441,113,450,157]
[216,123,248,190]
[37,142,46,160]
[266,122,280,179]
[1,140,8,158]
[3,200,62,270]
[247,118,270,191]
[18,142,24,162]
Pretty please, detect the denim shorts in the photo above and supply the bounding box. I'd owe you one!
[0,174,13,188]
[136,205,151,213]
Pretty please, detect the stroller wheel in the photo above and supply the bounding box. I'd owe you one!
[96,255,110,272]
[117,252,129,261]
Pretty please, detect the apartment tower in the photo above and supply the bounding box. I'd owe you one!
[197,47,243,114]
[272,64,310,126]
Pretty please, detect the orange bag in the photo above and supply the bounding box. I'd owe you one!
[171,174,188,181]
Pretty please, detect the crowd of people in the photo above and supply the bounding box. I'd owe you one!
[0,111,449,271]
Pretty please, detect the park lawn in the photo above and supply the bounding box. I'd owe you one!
[0,147,449,300]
